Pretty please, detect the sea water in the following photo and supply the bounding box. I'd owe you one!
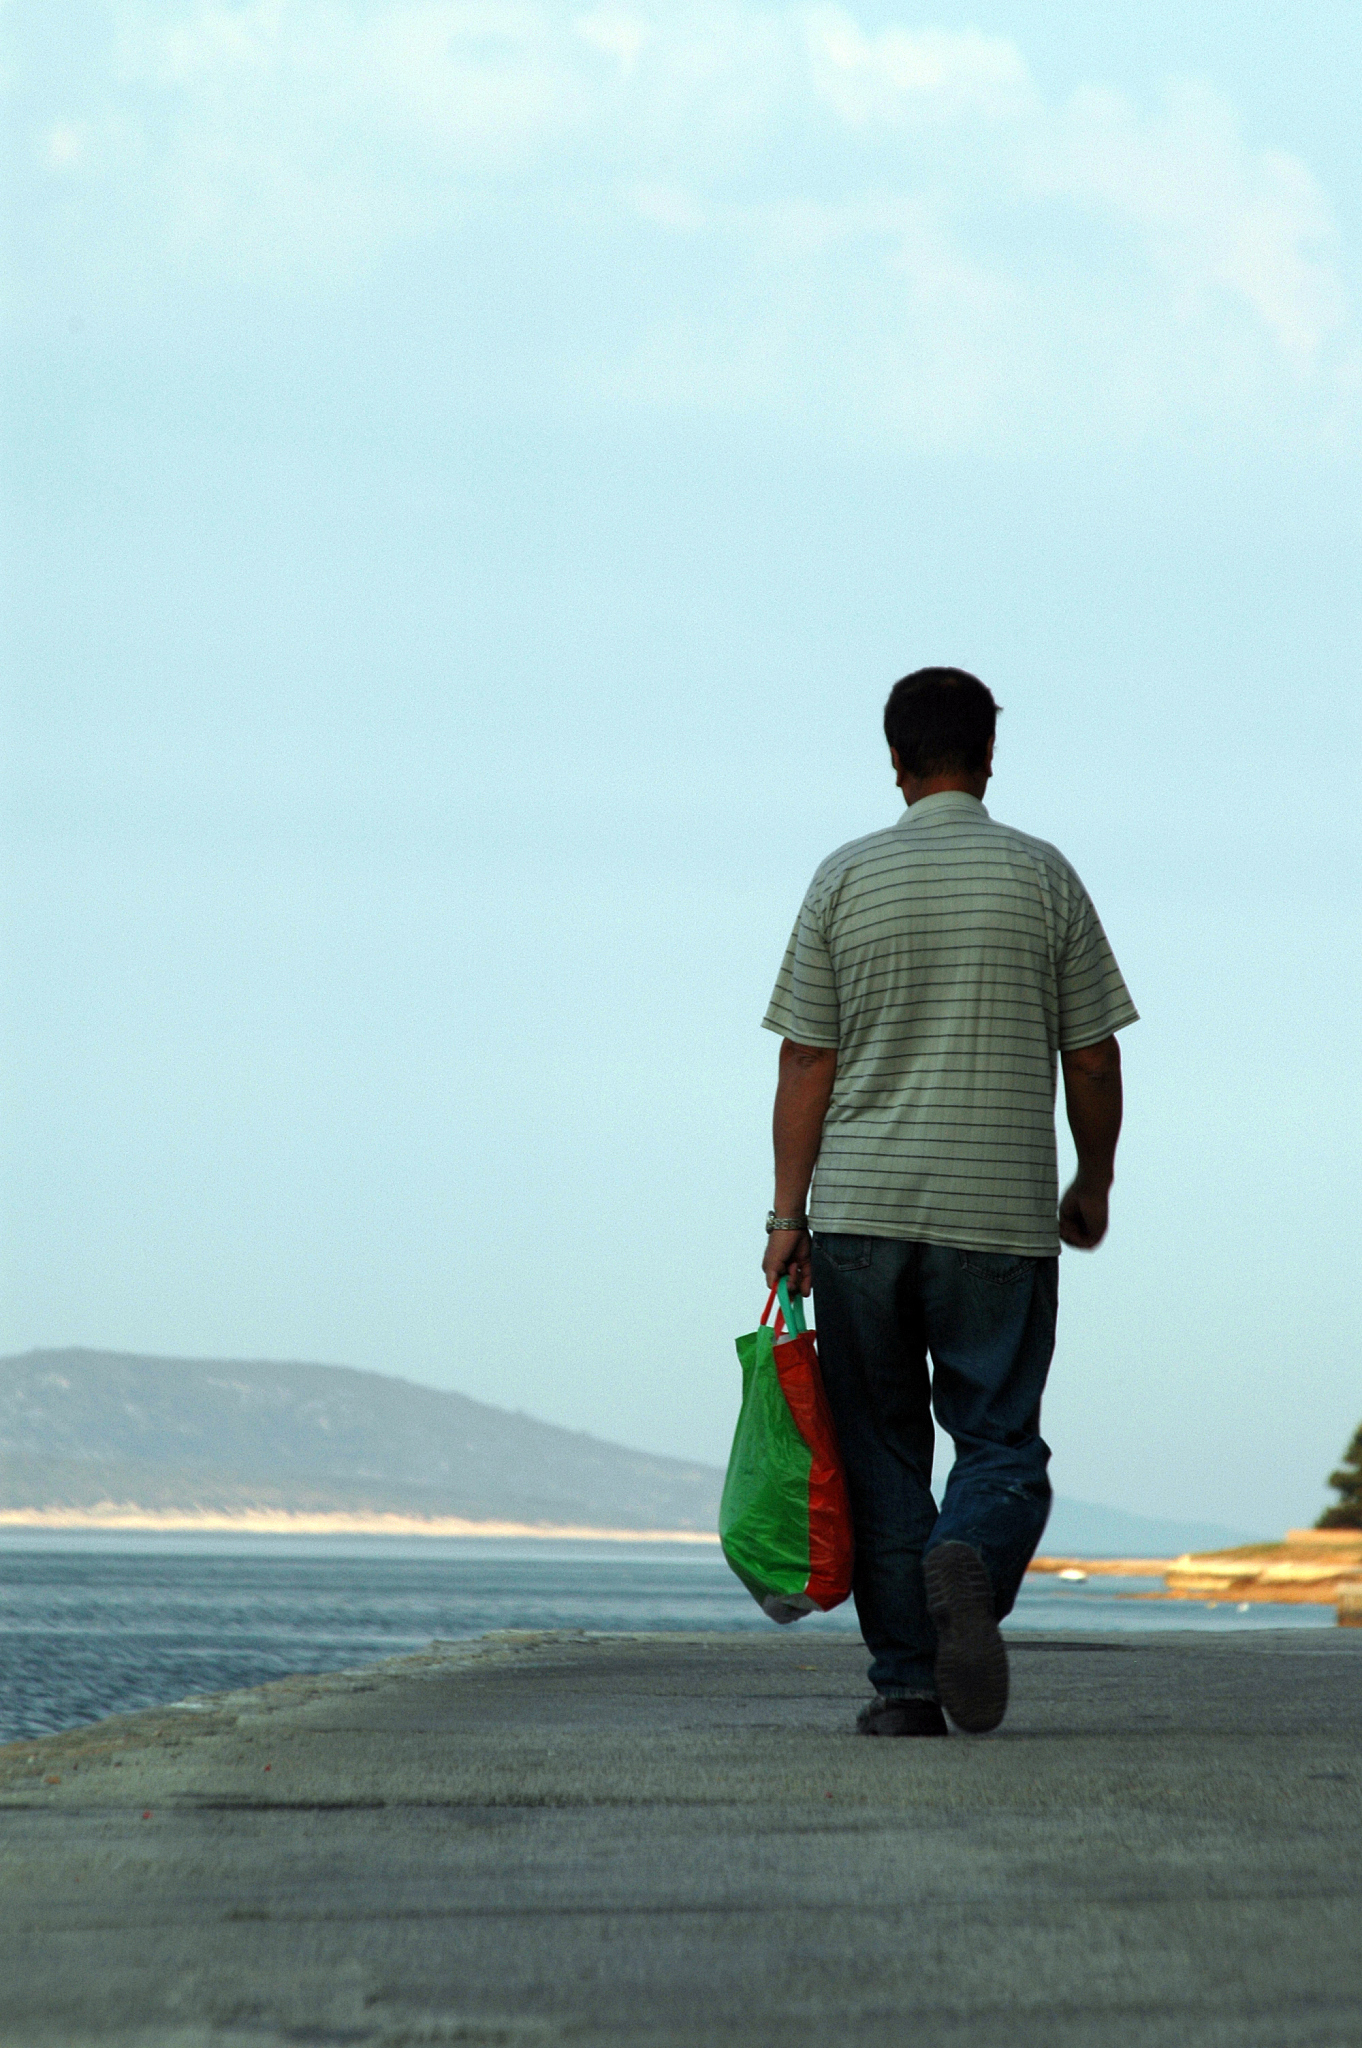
[0,1534,1333,1745]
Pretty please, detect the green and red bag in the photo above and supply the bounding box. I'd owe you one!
[719,1278,854,1623]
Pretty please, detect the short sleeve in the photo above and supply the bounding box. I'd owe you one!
[1056,878,1139,1050]
[762,890,841,1047]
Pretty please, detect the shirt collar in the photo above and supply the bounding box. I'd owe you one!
[894,790,989,827]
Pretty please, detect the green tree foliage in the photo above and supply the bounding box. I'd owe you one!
[1317,1422,1362,1530]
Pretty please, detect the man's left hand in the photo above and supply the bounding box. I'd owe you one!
[763,1227,813,1297]
[1058,1176,1109,1249]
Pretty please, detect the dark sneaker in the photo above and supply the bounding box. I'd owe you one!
[855,1695,948,1738]
[924,1540,1009,1734]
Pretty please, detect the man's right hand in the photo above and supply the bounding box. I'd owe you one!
[1058,1177,1109,1249]
[763,1227,813,1297]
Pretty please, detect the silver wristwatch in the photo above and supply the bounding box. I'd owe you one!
[765,1211,807,1234]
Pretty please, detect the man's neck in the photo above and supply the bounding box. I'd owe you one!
[899,773,988,808]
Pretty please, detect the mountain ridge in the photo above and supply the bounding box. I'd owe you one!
[0,1348,722,1531]
[0,1348,1259,1553]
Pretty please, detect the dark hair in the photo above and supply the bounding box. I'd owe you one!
[883,667,1000,777]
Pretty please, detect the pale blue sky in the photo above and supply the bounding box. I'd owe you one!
[3,2,1359,1534]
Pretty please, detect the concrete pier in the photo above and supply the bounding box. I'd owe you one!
[2,1628,1359,2046]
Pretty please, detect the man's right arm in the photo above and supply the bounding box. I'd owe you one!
[1058,1035,1123,1249]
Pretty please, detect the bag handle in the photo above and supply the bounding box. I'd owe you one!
[761,1279,807,1338]
[778,1277,807,1337]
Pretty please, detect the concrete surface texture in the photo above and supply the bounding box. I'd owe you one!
[1,1627,1360,2048]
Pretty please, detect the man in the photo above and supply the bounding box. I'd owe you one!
[761,668,1137,1737]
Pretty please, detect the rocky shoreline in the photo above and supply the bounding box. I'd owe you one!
[1031,1527,1362,1624]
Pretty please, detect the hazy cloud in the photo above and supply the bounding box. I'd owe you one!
[804,9,1034,126]
[14,0,1358,446]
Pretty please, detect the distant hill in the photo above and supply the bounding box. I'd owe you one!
[0,1350,723,1531]
[1041,1495,1257,1558]
[0,1349,1260,1551]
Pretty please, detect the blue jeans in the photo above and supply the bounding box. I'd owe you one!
[811,1233,1058,1697]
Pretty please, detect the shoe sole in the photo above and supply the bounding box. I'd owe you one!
[924,1541,1009,1734]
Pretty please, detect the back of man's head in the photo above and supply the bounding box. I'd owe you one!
[883,668,1000,778]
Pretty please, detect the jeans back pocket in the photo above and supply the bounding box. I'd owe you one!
[957,1249,1032,1286]
[815,1234,875,1271]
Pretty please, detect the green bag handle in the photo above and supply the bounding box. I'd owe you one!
[776,1277,807,1338]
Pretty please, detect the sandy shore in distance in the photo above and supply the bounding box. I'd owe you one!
[1031,1531,1362,1618]
[1028,1556,1177,1576]
[0,1507,721,1542]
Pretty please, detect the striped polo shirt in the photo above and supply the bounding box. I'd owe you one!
[763,791,1138,1255]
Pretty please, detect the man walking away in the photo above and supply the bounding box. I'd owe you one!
[761,668,1137,1736]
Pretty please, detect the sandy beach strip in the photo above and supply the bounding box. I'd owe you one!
[0,1506,721,1542]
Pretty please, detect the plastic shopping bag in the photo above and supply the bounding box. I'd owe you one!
[719,1277,854,1623]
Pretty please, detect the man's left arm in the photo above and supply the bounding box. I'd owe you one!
[762,1039,838,1297]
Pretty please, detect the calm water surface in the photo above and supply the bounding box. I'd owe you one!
[0,1534,1332,1744]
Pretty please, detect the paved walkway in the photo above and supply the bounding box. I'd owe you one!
[1,1628,1359,2046]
